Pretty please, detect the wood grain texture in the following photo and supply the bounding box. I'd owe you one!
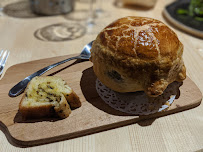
[0,54,201,147]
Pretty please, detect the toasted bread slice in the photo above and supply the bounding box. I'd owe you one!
[19,76,81,119]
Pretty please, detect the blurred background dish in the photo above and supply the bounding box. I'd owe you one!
[30,0,75,15]
[121,0,157,8]
[163,0,203,38]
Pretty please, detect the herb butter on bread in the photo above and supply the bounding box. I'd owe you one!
[19,76,81,119]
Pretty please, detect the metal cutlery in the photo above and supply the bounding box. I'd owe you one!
[9,41,93,97]
[0,50,10,76]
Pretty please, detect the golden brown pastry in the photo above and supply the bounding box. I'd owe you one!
[19,76,81,119]
[90,16,186,97]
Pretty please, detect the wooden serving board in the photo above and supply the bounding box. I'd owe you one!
[0,54,202,147]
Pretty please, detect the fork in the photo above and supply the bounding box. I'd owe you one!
[0,50,10,76]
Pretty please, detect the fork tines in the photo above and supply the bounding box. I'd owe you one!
[0,50,10,75]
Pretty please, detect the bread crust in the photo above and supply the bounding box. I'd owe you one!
[19,94,71,119]
[19,76,81,119]
[90,16,186,97]
[65,91,81,109]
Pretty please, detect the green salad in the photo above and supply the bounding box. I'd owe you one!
[177,0,203,21]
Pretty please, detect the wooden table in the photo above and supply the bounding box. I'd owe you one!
[0,0,202,151]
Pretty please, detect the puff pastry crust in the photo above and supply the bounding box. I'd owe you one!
[90,16,186,97]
